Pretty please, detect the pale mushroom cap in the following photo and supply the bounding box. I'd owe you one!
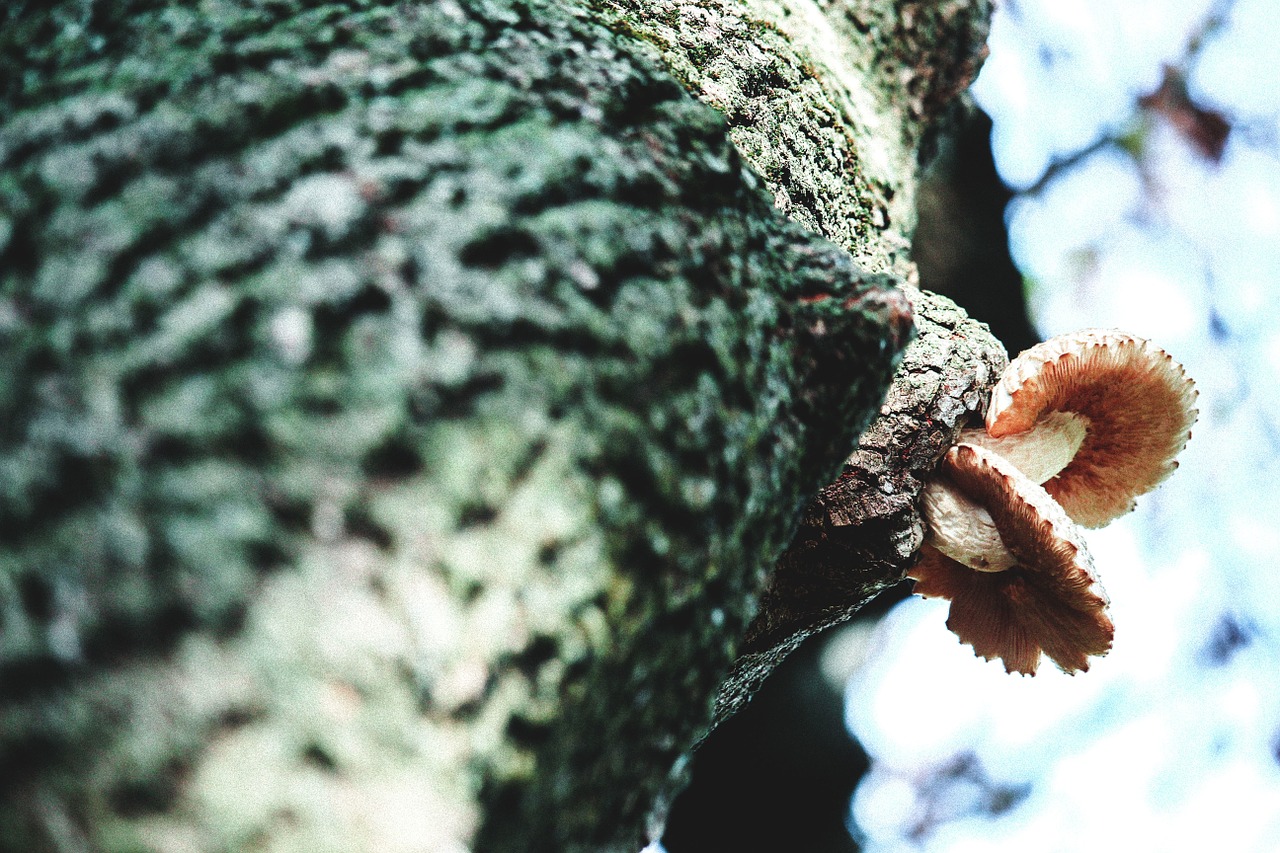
[926,473,1013,568]
[921,478,1016,572]
[986,330,1198,528]
[958,410,1087,484]
[911,443,1113,675]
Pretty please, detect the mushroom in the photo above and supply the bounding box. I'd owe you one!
[967,330,1198,527]
[913,330,1197,673]
[913,444,1113,674]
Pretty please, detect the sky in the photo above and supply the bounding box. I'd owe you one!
[846,0,1280,850]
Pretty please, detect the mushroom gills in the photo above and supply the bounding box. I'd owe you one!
[912,443,1113,675]
[984,330,1199,527]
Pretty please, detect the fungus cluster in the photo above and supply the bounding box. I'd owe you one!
[912,330,1198,675]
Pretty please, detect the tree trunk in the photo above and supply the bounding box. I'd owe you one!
[0,1,996,851]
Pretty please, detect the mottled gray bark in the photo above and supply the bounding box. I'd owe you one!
[0,1,997,851]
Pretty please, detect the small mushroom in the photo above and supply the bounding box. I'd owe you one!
[913,330,1196,673]
[912,444,1113,675]
[980,330,1198,527]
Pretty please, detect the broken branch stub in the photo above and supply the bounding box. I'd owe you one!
[712,288,1007,728]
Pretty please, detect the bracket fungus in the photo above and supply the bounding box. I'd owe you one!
[911,330,1199,675]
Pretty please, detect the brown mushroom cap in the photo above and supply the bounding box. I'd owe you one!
[986,330,1198,528]
[909,443,1114,674]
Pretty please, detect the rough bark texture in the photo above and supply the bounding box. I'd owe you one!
[0,0,997,851]
[594,0,993,267]
[583,0,1003,730]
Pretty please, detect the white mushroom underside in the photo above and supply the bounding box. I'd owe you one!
[957,411,1089,484]
[922,412,1087,572]
[920,478,1016,572]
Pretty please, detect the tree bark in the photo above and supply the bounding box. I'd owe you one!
[0,1,996,851]
[715,287,1006,728]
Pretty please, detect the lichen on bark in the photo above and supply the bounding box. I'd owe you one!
[592,0,992,261]
[0,0,949,851]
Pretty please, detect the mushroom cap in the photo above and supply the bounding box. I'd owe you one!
[986,330,1198,528]
[910,443,1113,674]
[920,476,1017,572]
[958,410,1086,485]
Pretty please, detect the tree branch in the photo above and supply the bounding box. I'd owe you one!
[714,286,1007,728]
